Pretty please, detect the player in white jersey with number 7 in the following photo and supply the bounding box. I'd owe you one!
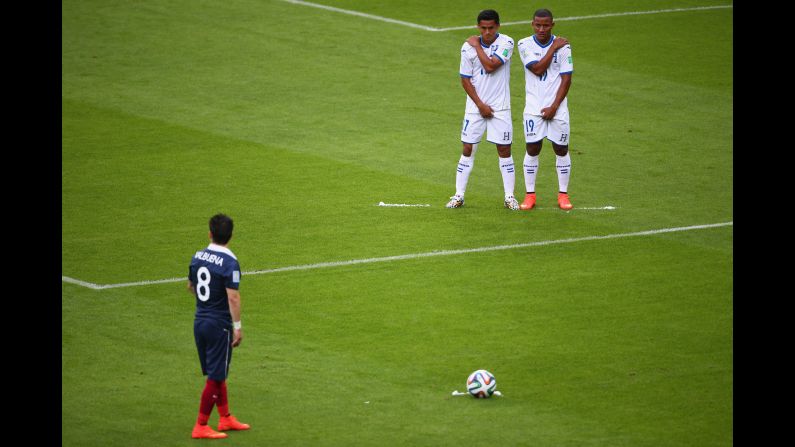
[517,8,574,211]
[446,9,519,211]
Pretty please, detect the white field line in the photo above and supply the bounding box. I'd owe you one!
[436,5,734,31]
[282,1,732,32]
[376,203,615,210]
[375,202,613,209]
[61,275,191,290]
[282,0,438,31]
[531,206,617,211]
[62,221,732,290]
[378,202,431,207]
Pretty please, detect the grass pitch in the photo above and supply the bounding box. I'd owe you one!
[62,1,732,445]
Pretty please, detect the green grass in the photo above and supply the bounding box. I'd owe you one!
[62,1,732,445]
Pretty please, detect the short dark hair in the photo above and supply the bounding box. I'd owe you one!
[534,8,553,20]
[209,213,234,245]
[477,9,500,24]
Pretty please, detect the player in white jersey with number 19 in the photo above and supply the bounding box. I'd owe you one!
[517,8,574,211]
[446,9,519,211]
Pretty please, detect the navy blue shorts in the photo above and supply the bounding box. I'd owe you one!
[194,318,233,381]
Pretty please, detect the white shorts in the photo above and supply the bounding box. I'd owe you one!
[461,110,513,145]
[523,113,570,145]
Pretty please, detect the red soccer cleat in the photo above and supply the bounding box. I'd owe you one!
[192,423,228,439]
[558,193,573,210]
[519,193,536,210]
[218,415,251,431]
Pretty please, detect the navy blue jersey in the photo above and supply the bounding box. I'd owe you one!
[188,243,241,322]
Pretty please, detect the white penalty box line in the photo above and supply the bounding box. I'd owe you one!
[62,221,732,290]
[282,1,732,32]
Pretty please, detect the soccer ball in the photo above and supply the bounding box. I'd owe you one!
[467,369,497,398]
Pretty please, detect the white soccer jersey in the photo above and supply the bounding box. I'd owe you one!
[517,35,573,116]
[459,33,514,113]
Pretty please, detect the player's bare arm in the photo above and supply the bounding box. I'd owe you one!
[466,36,503,73]
[227,288,243,347]
[541,73,572,120]
[528,37,569,76]
[460,77,494,118]
[187,281,195,295]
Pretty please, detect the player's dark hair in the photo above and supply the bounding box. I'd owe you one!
[209,213,234,245]
[477,9,500,24]
[534,8,553,20]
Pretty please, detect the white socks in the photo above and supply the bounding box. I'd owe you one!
[499,156,515,198]
[523,153,539,194]
[556,153,571,193]
[523,152,571,193]
[453,144,519,199]
[455,154,474,197]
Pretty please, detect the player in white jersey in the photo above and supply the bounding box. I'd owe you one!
[516,8,574,211]
[446,9,519,211]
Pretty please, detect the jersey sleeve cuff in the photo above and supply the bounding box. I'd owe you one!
[460,73,473,78]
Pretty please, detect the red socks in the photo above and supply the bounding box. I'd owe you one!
[197,379,224,425]
[217,380,229,417]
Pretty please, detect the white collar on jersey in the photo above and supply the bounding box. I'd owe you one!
[206,243,237,260]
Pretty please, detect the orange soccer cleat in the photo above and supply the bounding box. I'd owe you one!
[558,193,573,210]
[519,193,536,210]
[192,423,228,439]
[218,415,251,431]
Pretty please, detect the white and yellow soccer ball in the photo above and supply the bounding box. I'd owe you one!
[466,369,497,398]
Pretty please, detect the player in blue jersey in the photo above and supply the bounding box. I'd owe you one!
[187,214,250,439]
